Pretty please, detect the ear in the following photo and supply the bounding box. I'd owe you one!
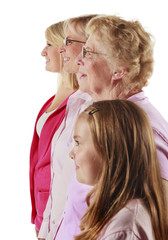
[112,68,127,81]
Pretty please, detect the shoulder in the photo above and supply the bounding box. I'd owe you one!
[98,199,154,240]
[128,92,168,144]
[68,90,92,104]
[66,90,93,114]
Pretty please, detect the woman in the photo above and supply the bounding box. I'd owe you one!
[54,14,168,239]
[77,14,168,203]
[29,21,78,236]
[71,100,168,239]
[38,15,96,240]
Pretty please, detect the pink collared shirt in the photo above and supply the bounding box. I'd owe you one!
[54,91,168,239]
[96,199,154,240]
[38,90,93,239]
[29,94,72,231]
[128,91,168,180]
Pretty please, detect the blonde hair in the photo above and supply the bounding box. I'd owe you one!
[86,15,154,95]
[75,100,168,240]
[45,21,78,90]
[64,14,98,38]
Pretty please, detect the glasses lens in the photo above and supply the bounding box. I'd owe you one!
[82,46,86,58]
[63,38,67,46]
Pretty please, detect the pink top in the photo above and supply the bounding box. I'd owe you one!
[29,93,74,230]
[53,91,168,239]
[38,90,93,239]
[54,175,92,239]
[96,199,154,240]
[128,91,168,180]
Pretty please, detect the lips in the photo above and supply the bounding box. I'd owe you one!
[75,165,80,170]
[78,72,87,79]
[74,161,80,170]
[45,58,50,63]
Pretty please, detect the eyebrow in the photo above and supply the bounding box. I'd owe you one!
[85,46,93,51]
[73,135,81,139]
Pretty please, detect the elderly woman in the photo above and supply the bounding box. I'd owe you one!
[77,14,168,195]
[54,15,168,239]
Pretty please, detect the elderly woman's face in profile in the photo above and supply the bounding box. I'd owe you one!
[77,34,114,96]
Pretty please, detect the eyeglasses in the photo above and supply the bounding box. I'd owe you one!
[63,38,86,46]
[82,45,106,58]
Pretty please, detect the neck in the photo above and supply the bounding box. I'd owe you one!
[89,85,142,102]
[58,72,72,90]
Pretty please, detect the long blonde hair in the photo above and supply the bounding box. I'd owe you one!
[75,100,168,240]
[45,21,78,90]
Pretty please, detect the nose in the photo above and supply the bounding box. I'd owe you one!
[69,148,75,159]
[41,46,47,57]
[76,52,83,66]
[58,44,65,54]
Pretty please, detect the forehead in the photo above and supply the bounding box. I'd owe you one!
[74,114,90,135]
[85,34,103,50]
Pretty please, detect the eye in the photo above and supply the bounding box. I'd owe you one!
[66,39,72,46]
[47,42,52,47]
[74,139,80,146]
[85,51,93,58]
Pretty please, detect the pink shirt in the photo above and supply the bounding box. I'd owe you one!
[54,91,168,239]
[38,90,93,239]
[97,199,154,240]
[128,91,168,180]
[29,94,73,231]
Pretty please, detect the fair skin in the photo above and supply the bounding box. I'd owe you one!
[76,34,127,101]
[77,33,168,212]
[41,42,60,72]
[37,38,74,240]
[70,115,100,186]
[59,24,86,74]
[41,40,74,113]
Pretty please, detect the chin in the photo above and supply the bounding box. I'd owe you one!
[63,66,71,73]
[79,87,89,93]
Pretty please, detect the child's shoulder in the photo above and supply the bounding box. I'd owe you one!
[98,199,154,240]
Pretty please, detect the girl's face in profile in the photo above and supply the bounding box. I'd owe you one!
[41,42,60,72]
[70,115,100,186]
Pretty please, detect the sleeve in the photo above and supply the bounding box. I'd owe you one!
[38,196,51,238]
[154,131,168,181]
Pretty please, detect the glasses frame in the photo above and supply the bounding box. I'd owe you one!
[63,38,86,46]
[82,45,106,58]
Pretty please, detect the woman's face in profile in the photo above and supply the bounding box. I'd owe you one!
[41,42,60,73]
[76,34,114,97]
[59,24,86,74]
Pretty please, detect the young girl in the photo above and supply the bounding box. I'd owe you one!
[70,100,168,240]
[29,21,78,236]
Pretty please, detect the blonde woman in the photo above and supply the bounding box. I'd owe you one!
[38,15,97,240]
[77,14,168,211]
[70,100,168,240]
[29,21,78,237]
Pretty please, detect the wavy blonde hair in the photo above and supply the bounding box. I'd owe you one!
[86,15,154,96]
[45,21,78,90]
[75,100,168,240]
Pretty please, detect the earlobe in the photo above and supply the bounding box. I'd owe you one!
[112,69,127,81]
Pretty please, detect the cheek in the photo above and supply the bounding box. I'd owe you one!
[86,155,101,181]
[85,62,97,76]
[71,45,83,58]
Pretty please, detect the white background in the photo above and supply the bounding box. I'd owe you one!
[0,0,167,239]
